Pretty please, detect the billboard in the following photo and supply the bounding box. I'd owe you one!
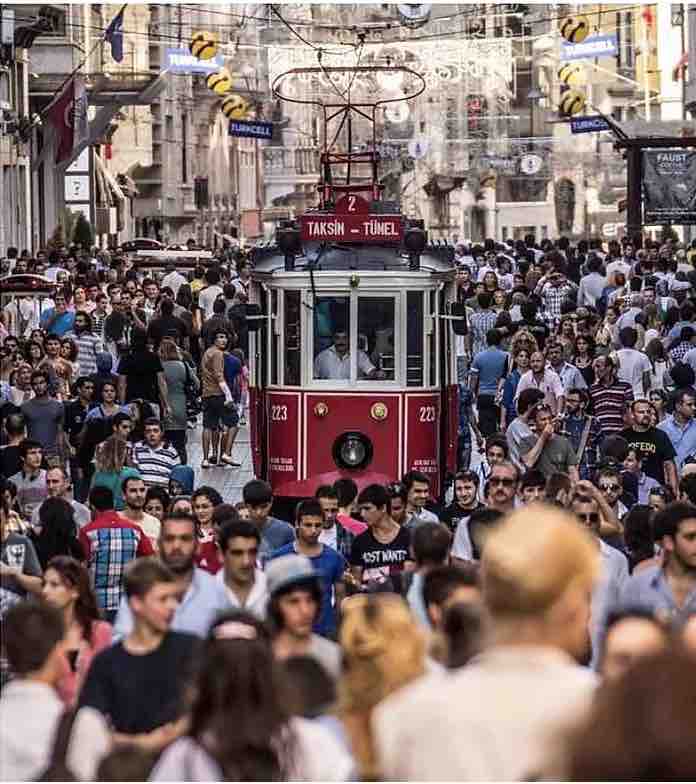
[561,34,617,61]
[165,47,224,73]
[643,150,696,225]
[570,116,612,134]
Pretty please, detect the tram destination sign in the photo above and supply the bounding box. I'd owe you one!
[300,194,403,243]
[300,214,403,242]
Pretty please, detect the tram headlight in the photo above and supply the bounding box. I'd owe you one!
[333,431,373,471]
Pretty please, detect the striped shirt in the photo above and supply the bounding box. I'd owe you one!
[64,330,103,376]
[79,512,154,611]
[132,441,181,487]
[589,380,633,436]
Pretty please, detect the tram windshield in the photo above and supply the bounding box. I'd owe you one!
[312,296,352,380]
[357,297,395,382]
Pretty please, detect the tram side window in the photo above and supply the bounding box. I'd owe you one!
[407,291,424,387]
[313,296,350,380]
[357,297,395,381]
[270,290,278,385]
[284,291,301,386]
[428,290,437,387]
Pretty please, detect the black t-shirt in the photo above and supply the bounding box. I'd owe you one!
[350,526,411,592]
[0,444,22,478]
[619,427,676,485]
[147,315,189,348]
[118,351,164,404]
[78,630,200,734]
[63,399,89,447]
[441,502,485,534]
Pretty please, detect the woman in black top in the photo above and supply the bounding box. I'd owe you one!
[30,497,83,570]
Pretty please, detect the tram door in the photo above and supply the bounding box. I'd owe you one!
[439,285,459,485]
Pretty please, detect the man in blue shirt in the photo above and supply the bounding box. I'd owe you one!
[40,292,75,337]
[658,388,696,472]
[470,328,509,437]
[269,498,345,639]
[620,502,696,624]
[112,513,231,640]
[242,479,295,564]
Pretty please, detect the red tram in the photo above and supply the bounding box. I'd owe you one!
[244,65,466,504]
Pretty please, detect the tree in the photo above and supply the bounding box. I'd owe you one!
[73,212,93,250]
[47,222,65,252]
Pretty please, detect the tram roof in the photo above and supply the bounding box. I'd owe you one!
[251,241,456,276]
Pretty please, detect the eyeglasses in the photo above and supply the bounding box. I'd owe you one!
[577,512,600,523]
[599,484,621,493]
[490,477,515,487]
[650,487,670,497]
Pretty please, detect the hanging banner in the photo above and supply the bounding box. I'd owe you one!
[165,47,224,73]
[643,150,696,225]
[561,34,618,61]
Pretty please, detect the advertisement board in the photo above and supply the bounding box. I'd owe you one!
[643,150,696,225]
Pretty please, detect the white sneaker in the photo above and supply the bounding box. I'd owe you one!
[201,460,211,469]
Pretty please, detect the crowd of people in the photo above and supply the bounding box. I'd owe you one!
[0,233,695,780]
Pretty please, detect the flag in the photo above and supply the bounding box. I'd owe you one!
[104,6,125,63]
[46,74,88,164]
[47,76,76,163]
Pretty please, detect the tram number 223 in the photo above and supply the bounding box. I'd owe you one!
[271,405,288,422]
[419,405,436,423]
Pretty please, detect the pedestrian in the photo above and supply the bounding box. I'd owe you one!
[0,494,43,617]
[216,519,268,618]
[120,475,161,547]
[112,512,230,640]
[200,330,237,468]
[29,497,84,569]
[192,486,224,574]
[402,470,439,529]
[64,311,103,377]
[158,337,197,464]
[267,554,341,679]
[0,601,109,780]
[79,486,154,621]
[90,435,141,511]
[21,369,65,465]
[41,555,112,705]
[405,522,452,627]
[8,439,47,520]
[149,610,353,781]
[242,479,295,564]
[589,354,634,436]
[78,558,201,752]
[131,418,181,488]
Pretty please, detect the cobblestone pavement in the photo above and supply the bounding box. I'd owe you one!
[186,421,255,503]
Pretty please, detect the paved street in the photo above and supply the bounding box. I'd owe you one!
[186,422,255,503]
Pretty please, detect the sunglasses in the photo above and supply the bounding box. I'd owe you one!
[599,484,621,493]
[577,512,600,523]
[490,477,515,487]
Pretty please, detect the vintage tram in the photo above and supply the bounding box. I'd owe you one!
[243,64,466,504]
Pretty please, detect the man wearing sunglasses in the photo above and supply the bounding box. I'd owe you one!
[571,486,629,669]
[485,462,519,514]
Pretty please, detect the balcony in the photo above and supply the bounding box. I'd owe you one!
[263,146,320,182]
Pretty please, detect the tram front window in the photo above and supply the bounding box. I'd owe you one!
[357,297,395,382]
[313,296,351,381]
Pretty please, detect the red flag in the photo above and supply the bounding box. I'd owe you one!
[47,77,76,163]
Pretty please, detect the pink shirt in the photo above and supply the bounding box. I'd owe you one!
[57,620,113,706]
[337,513,367,536]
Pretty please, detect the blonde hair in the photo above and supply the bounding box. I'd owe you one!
[159,337,182,362]
[482,504,599,619]
[337,594,426,779]
[95,436,129,473]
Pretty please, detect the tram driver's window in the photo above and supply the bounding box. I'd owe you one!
[313,296,350,380]
[357,297,395,382]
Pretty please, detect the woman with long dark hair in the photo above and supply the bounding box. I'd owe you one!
[192,486,224,574]
[41,555,112,705]
[572,333,596,387]
[150,611,353,781]
[30,497,83,569]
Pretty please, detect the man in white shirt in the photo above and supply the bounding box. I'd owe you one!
[515,350,565,416]
[0,602,109,781]
[313,329,384,380]
[577,255,607,308]
[373,505,600,781]
[160,262,188,299]
[614,326,651,398]
[31,466,91,530]
[198,267,224,320]
[216,519,268,619]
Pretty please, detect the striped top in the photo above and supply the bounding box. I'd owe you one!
[65,330,103,376]
[132,441,181,487]
[589,380,634,436]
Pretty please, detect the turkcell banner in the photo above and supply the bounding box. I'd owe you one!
[228,120,273,140]
[570,116,611,134]
[561,34,617,61]
[165,47,224,73]
[643,150,696,225]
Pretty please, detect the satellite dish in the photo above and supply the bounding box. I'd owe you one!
[396,4,432,28]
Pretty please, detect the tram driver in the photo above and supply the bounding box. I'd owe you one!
[314,329,386,380]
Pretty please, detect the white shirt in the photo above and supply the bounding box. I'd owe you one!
[318,525,338,550]
[614,347,651,398]
[161,270,188,298]
[313,345,375,380]
[514,367,565,413]
[0,680,110,781]
[215,567,268,619]
[198,284,224,320]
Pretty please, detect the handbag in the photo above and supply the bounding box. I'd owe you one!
[183,360,201,417]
